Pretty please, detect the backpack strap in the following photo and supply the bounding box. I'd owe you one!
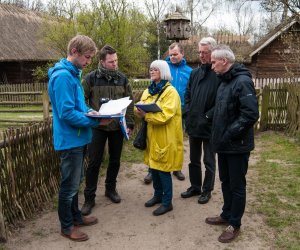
[154,85,170,103]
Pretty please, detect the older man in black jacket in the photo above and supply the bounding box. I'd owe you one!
[181,37,219,204]
[205,45,259,243]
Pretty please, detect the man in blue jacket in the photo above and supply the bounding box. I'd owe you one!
[48,35,100,242]
[143,42,192,184]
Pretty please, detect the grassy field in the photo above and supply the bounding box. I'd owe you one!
[0,106,44,131]
[252,131,300,249]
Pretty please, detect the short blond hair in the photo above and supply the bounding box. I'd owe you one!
[67,35,97,56]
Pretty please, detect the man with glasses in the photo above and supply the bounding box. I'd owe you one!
[181,37,219,204]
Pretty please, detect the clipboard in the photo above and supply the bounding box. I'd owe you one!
[135,103,162,113]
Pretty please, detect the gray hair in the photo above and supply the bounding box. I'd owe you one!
[150,60,172,81]
[199,37,217,51]
[211,45,235,63]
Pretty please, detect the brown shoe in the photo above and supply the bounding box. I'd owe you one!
[74,216,98,227]
[218,225,240,243]
[61,227,89,242]
[205,216,229,225]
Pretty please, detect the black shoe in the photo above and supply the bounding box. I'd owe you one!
[145,196,162,207]
[153,204,173,216]
[105,189,121,203]
[198,192,211,204]
[181,187,201,198]
[81,200,95,216]
[173,171,185,181]
[144,172,152,184]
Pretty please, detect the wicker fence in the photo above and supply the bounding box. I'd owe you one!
[0,120,60,241]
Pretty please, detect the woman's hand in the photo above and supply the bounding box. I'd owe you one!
[135,107,146,118]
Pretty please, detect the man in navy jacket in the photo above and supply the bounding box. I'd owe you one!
[205,45,259,243]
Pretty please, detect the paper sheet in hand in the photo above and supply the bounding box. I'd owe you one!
[85,97,132,118]
[135,102,162,113]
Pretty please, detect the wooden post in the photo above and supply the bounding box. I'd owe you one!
[42,90,49,120]
[0,185,7,243]
[260,86,270,131]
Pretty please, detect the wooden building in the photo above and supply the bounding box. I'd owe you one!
[0,4,60,84]
[246,16,300,78]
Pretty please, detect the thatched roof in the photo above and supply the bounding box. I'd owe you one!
[0,4,60,62]
[250,16,300,58]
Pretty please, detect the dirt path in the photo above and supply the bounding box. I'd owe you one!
[5,139,272,250]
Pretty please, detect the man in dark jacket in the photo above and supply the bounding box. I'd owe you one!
[181,37,219,205]
[205,45,259,243]
[81,45,135,215]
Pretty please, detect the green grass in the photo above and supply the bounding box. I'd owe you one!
[253,132,300,249]
[0,105,44,133]
[121,138,144,163]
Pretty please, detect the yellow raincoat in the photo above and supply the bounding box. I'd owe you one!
[140,82,183,172]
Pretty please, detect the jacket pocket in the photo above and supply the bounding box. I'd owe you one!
[151,142,170,163]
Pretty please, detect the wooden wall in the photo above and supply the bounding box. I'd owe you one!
[248,23,300,78]
[0,61,48,84]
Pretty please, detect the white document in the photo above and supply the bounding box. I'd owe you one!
[99,97,132,116]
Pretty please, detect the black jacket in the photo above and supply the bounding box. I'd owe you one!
[211,63,259,154]
[183,64,220,138]
[82,69,135,131]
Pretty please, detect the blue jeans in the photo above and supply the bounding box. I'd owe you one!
[151,169,172,206]
[58,146,86,234]
[218,152,249,229]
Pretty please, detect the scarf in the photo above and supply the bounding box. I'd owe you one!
[97,66,119,81]
[148,80,168,96]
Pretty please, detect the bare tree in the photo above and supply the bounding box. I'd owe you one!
[181,0,222,35]
[144,0,170,59]
[234,0,256,36]
[0,0,45,11]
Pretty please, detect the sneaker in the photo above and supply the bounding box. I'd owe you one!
[218,225,240,243]
[81,200,95,216]
[144,172,152,184]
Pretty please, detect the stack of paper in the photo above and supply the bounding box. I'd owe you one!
[85,97,132,140]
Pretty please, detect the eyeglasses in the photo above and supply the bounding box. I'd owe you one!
[198,51,210,55]
[149,68,159,72]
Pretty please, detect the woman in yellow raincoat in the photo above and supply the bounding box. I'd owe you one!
[135,60,183,216]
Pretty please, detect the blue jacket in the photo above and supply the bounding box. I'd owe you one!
[48,58,98,151]
[166,57,192,110]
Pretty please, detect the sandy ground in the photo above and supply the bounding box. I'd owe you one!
[4,139,274,250]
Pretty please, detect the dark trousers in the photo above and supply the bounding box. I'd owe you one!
[151,169,173,206]
[189,137,216,193]
[84,129,124,202]
[218,152,250,229]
